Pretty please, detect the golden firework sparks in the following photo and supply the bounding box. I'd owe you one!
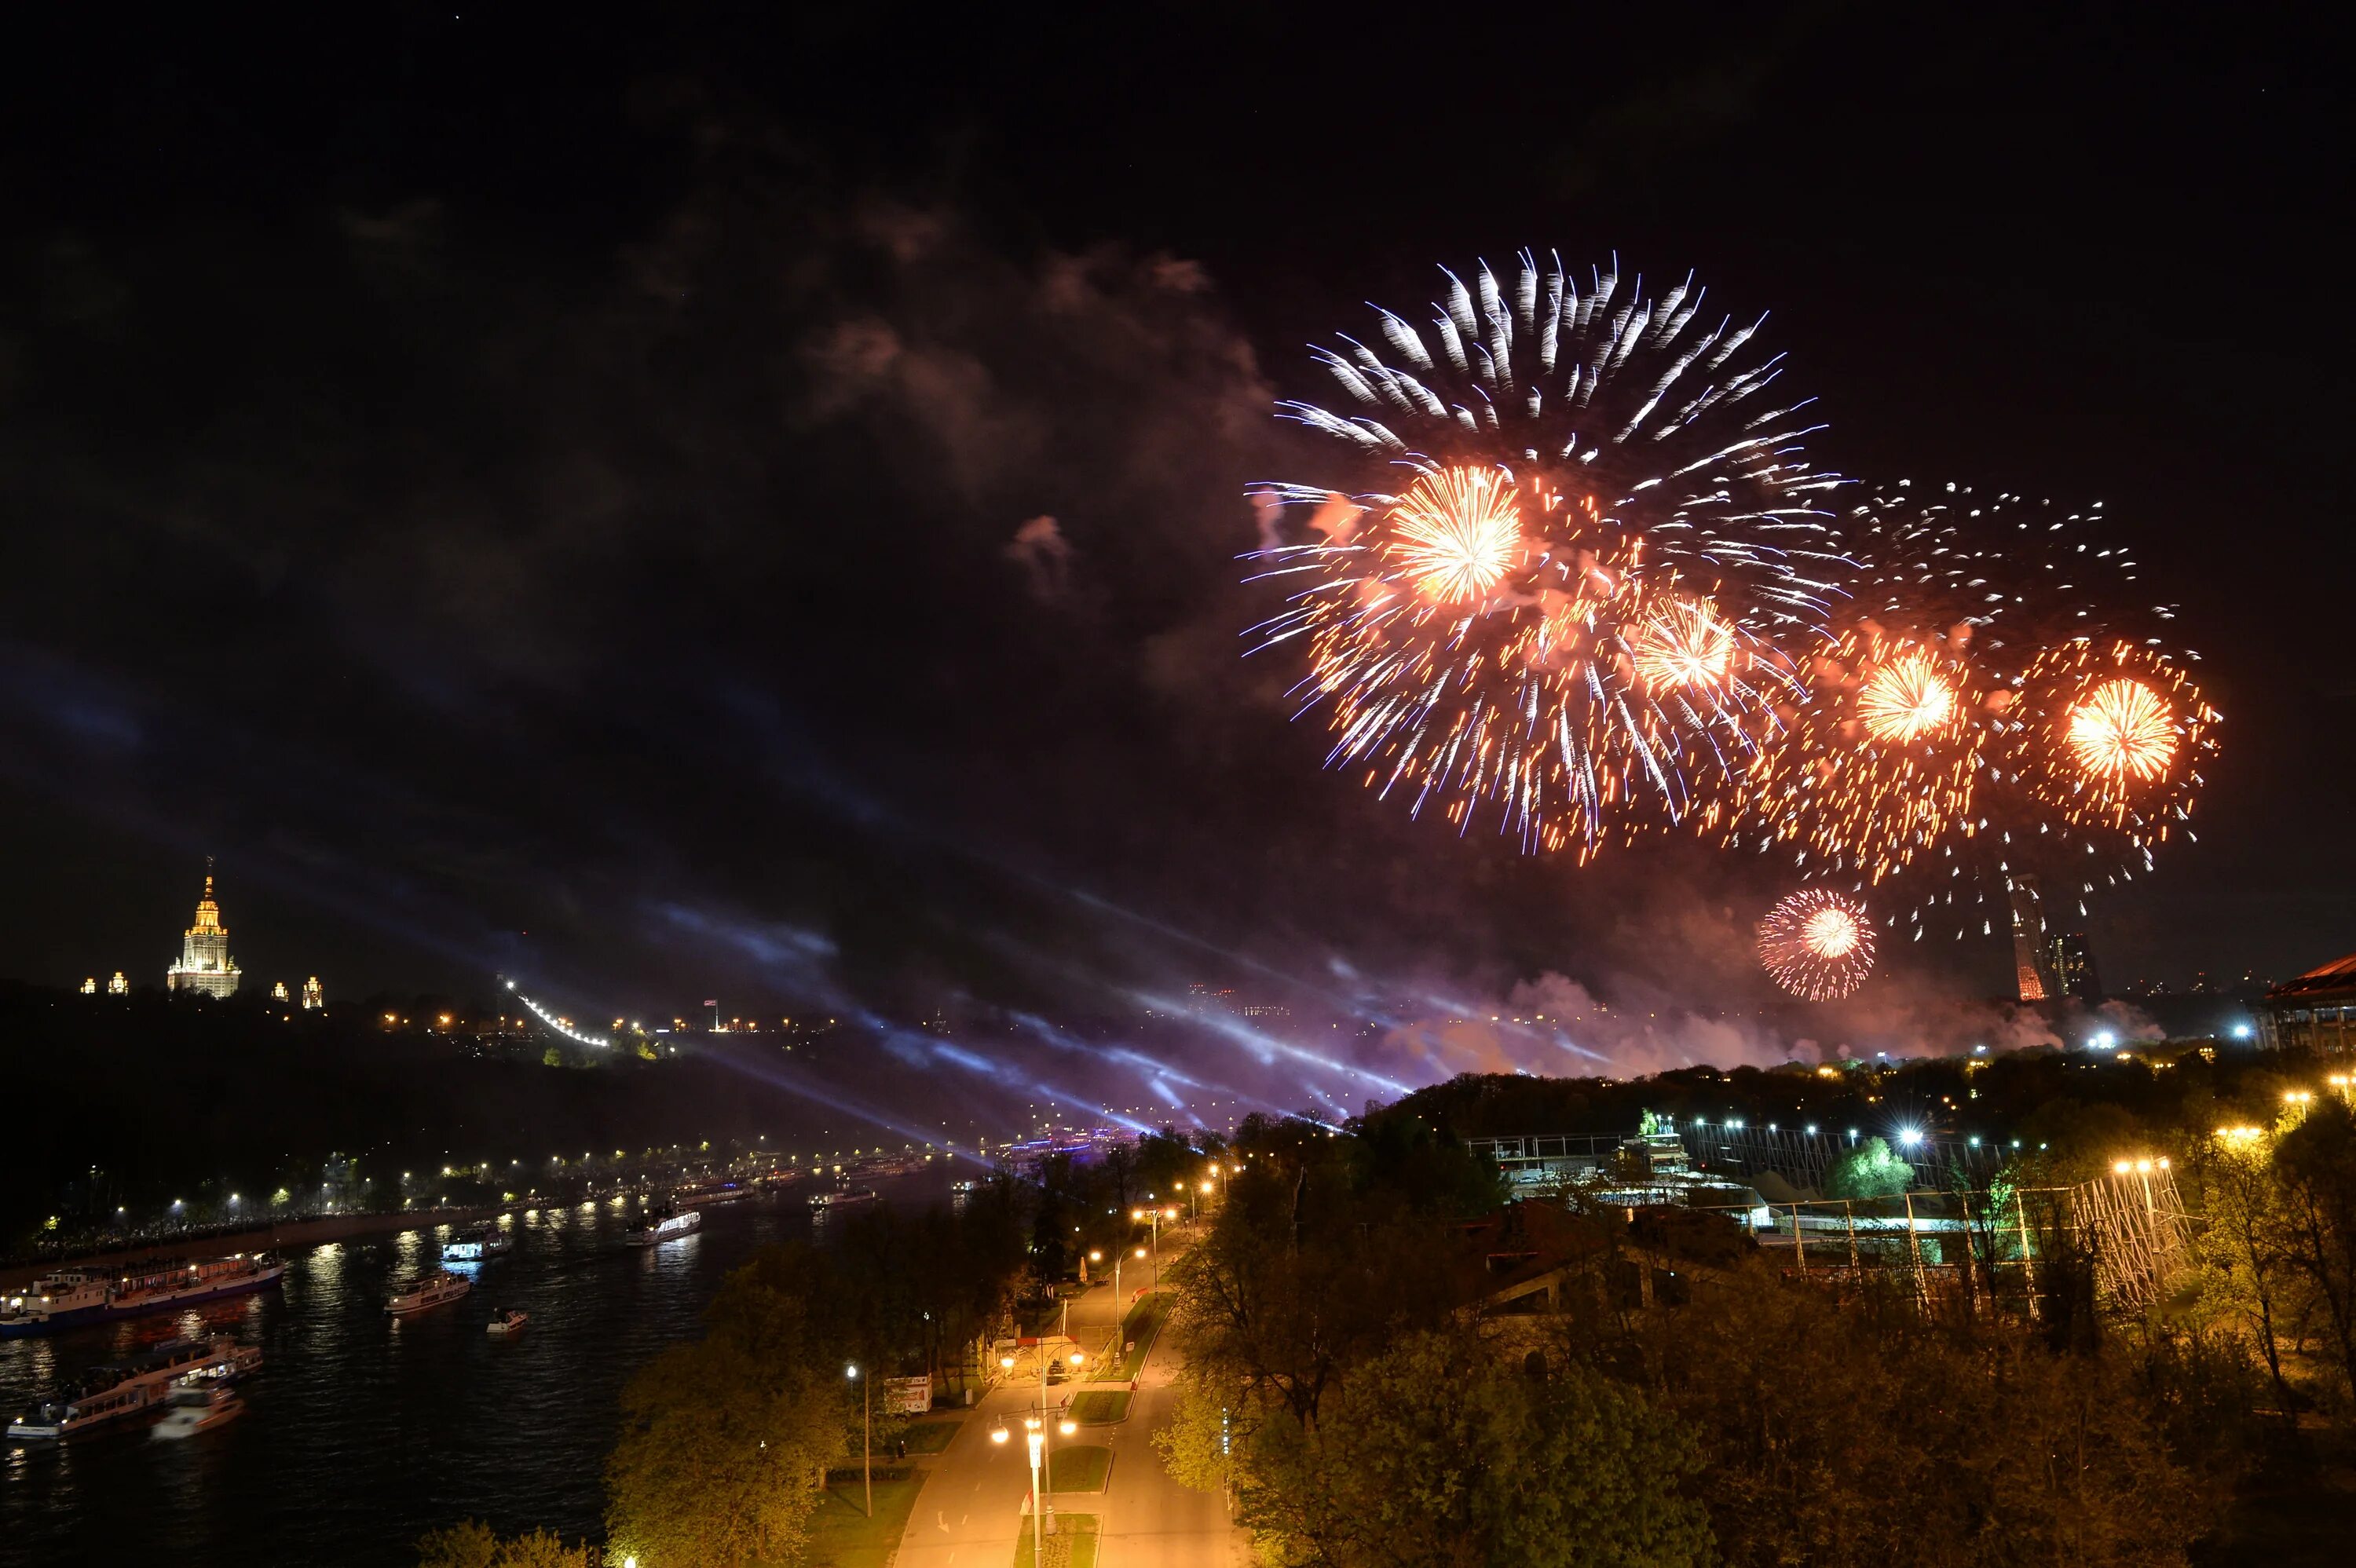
[1857,649,1959,744]
[2065,677,2177,782]
[1632,597,1738,692]
[1384,467,1524,602]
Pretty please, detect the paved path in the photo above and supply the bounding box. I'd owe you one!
[894,1239,1249,1566]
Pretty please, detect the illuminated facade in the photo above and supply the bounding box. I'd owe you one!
[2007,875,2054,1003]
[2045,932,2102,1002]
[165,869,242,998]
[108,971,129,996]
[2259,952,2356,1055]
[302,976,324,1010]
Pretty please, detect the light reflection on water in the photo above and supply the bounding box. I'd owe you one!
[0,1182,906,1565]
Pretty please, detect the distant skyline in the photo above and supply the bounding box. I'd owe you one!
[2,8,2348,1030]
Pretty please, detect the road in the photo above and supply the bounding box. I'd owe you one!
[894,1242,1248,1567]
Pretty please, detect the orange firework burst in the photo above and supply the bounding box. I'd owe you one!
[1385,468,1524,602]
[1249,254,1843,857]
[1858,650,1959,744]
[1758,887,1879,1000]
[2007,638,2217,840]
[1732,626,1989,883]
[2066,678,2176,782]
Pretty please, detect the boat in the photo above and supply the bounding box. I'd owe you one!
[178,1342,265,1387]
[624,1208,701,1246]
[674,1182,752,1207]
[385,1270,472,1316]
[485,1308,529,1336]
[7,1379,152,1441]
[151,1383,245,1440]
[441,1226,514,1262]
[808,1187,880,1210]
[0,1252,287,1339]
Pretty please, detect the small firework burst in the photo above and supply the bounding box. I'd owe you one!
[1758,887,1879,1000]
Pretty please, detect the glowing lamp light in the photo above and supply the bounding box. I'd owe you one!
[1059,1419,1078,1435]
[1897,1128,1924,1148]
[990,1424,1010,1445]
[2230,1023,2253,1040]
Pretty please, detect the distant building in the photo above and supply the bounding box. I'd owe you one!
[302,976,324,1010]
[2007,875,2054,1002]
[79,977,96,994]
[2257,952,2356,1055]
[2046,932,2102,1002]
[165,866,242,998]
[271,980,290,1001]
[108,971,129,996]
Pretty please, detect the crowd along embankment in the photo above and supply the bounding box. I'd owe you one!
[0,1206,510,1292]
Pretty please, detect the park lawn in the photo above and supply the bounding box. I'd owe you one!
[803,1473,924,1568]
[904,1416,964,1454]
[1048,1442,1111,1492]
[1066,1390,1130,1425]
[1012,1511,1099,1568]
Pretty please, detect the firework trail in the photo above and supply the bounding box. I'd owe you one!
[1246,252,1849,856]
[1757,886,1879,1000]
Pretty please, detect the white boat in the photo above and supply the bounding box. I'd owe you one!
[152,1383,244,1439]
[625,1209,701,1245]
[179,1342,265,1387]
[809,1187,880,1209]
[8,1380,152,1441]
[442,1226,513,1261]
[486,1308,529,1336]
[1,1252,286,1338]
[386,1270,472,1316]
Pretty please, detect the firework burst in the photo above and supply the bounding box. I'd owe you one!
[2007,638,2217,841]
[1758,887,1879,1000]
[1249,254,1848,853]
[1733,623,1993,883]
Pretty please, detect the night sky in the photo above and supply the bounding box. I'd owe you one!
[3,5,2347,1036]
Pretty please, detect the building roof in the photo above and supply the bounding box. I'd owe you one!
[2266,952,2356,1003]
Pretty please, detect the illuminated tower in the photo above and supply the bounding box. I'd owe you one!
[166,864,243,998]
[108,971,129,996]
[79,977,96,994]
[302,975,324,1010]
[2007,875,2054,1003]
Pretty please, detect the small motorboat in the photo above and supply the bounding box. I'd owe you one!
[386,1270,471,1316]
[152,1383,245,1440]
[485,1308,529,1336]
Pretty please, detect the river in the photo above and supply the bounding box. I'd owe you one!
[1,1179,943,1565]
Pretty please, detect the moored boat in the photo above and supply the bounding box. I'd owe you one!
[0,1252,286,1339]
[442,1226,514,1262]
[385,1270,471,1316]
[809,1187,880,1210]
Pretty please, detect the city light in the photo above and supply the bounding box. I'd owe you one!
[1897,1128,1923,1148]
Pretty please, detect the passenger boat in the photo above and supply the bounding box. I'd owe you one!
[0,1252,286,1339]
[7,1380,152,1441]
[385,1270,472,1316]
[485,1308,529,1336]
[624,1208,701,1245]
[152,1383,245,1440]
[178,1342,265,1387]
[808,1187,880,1209]
[441,1226,514,1262]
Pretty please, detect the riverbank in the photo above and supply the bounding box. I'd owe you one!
[0,1205,508,1291]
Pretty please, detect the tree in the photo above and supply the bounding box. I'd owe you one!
[1235,1329,1711,1568]
[1824,1135,1912,1200]
[415,1522,591,1568]
[2273,1098,2356,1401]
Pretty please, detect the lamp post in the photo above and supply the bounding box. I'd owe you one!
[845,1363,871,1517]
[1025,1416,1045,1563]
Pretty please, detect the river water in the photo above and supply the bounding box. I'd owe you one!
[1,1181,937,1566]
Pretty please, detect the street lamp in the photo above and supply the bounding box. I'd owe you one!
[1025,1415,1046,1563]
[846,1363,871,1518]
